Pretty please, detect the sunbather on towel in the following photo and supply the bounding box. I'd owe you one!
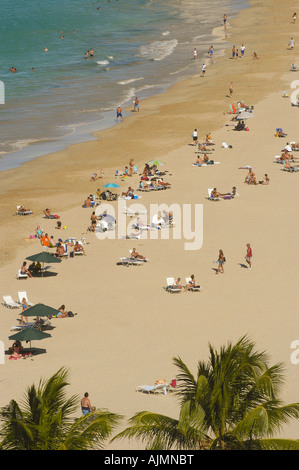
[275,129,287,137]
[283,162,299,172]
[131,248,146,260]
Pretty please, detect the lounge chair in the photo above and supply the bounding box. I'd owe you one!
[2,295,20,309]
[16,206,33,216]
[10,323,35,331]
[17,291,34,306]
[16,270,28,280]
[165,278,181,293]
[282,165,299,172]
[185,278,201,292]
[206,188,220,201]
[136,383,169,395]
[117,258,143,266]
[129,250,149,262]
[123,206,147,217]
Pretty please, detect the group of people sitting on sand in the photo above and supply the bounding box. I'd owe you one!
[90,169,104,181]
[244,169,269,185]
[194,153,215,165]
[138,177,171,191]
[210,187,238,199]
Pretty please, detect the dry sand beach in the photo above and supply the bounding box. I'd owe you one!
[0,0,299,449]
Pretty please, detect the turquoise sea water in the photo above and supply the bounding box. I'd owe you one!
[0,0,248,170]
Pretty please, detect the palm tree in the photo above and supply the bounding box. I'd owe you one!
[0,367,122,450]
[114,336,299,450]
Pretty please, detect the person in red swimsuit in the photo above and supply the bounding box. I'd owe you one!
[245,243,252,269]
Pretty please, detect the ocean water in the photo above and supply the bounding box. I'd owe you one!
[0,0,248,171]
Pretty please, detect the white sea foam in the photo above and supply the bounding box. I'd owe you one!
[117,77,144,85]
[96,60,110,65]
[161,31,170,36]
[139,39,178,61]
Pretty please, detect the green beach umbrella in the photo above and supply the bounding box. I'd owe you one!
[26,251,61,277]
[9,328,52,349]
[26,251,62,264]
[19,303,58,318]
[147,159,165,166]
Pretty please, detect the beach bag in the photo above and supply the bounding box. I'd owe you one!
[67,311,74,317]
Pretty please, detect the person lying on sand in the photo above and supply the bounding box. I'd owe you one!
[275,129,287,137]
[283,161,299,172]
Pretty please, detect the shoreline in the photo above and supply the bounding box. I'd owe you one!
[0,6,241,174]
[1,0,299,447]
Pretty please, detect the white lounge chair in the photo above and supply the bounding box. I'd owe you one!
[16,270,28,280]
[16,206,33,216]
[117,257,143,266]
[185,277,202,292]
[206,188,220,201]
[123,206,147,216]
[17,291,34,306]
[165,278,181,293]
[2,295,21,309]
[136,383,169,395]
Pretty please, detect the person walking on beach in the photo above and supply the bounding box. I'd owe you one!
[245,243,252,269]
[133,97,139,112]
[116,105,123,122]
[201,63,206,76]
[240,44,245,57]
[289,38,295,49]
[229,82,233,98]
[81,392,93,416]
[216,250,225,274]
[232,46,236,59]
[292,13,297,24]
[193,48,197,60]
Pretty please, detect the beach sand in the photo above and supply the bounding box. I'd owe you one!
[0,0,299,449]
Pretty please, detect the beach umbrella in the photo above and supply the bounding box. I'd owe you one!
[19,303,58,319]
[26,251,62,264]
[103,183,120,188]
[147,159,165,166]
[236,111,254,120]
[25,251,61,276]
[99,213,116,223]
[9,328,51,349]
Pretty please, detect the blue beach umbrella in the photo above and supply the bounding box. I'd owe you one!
[104,183,120,188]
